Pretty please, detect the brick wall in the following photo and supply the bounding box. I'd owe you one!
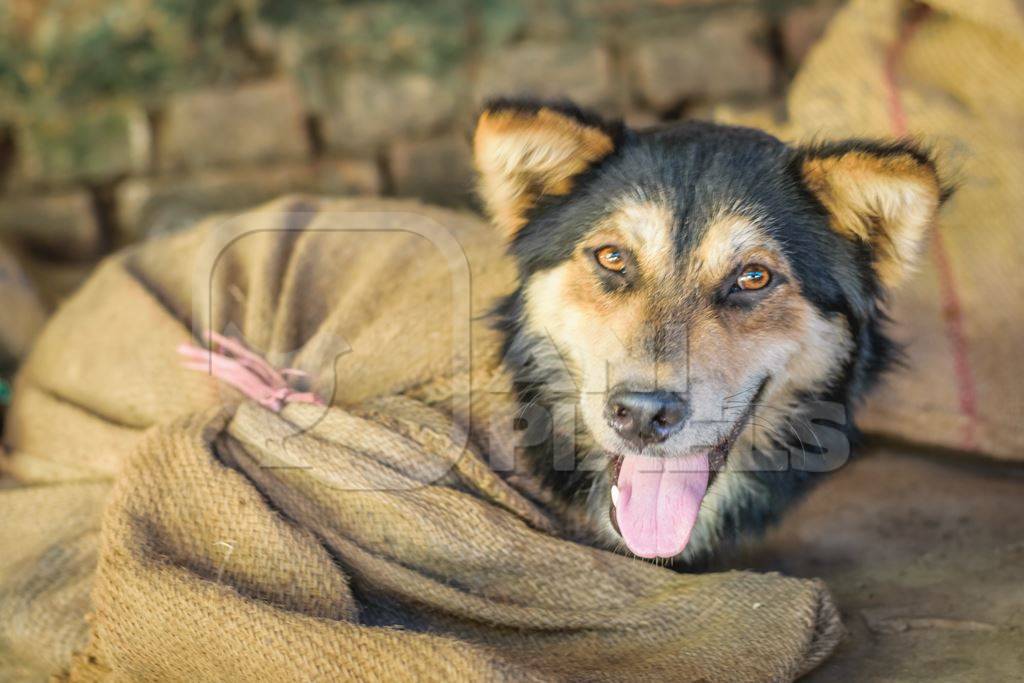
[0,0,841,305]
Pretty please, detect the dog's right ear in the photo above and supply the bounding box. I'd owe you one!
[473,100,620,238]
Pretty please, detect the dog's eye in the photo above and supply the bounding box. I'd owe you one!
[735,266,771,292]
[595,246,627,273]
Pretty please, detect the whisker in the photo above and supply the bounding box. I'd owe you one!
[787,415,824,454]
[721,385,760,402]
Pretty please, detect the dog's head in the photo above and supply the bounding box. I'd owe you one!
[474,99,944,559]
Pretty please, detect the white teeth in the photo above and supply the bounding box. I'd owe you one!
[611,485,620,507]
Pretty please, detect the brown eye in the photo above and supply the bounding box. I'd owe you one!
[736,266,771,291]
[595,246,627,273]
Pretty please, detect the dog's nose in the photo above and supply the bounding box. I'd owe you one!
[604,389,688,447]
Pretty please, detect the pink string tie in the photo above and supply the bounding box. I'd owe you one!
[178,331,325,413]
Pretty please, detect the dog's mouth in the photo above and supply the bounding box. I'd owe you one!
[606,377,768,559]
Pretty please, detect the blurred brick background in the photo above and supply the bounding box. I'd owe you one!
[0,0,841,312]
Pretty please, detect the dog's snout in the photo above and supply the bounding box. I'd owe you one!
[604,389,688,447]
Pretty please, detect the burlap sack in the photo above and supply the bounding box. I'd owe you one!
[1,197,842,681]
[719,0,1024,460]
[0,243,47,369]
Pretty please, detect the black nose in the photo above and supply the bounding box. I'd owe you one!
[604,389,688,447]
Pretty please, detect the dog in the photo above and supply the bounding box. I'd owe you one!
[472,98,947,566]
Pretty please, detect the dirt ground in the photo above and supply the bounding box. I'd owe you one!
[728,444,1024,682]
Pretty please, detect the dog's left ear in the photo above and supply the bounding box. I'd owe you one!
[797,142,946,288]
[473,100,620,238]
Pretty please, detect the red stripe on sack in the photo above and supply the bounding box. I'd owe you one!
[883,3,979,450]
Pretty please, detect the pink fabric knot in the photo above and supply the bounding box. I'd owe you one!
[178,331,325,413]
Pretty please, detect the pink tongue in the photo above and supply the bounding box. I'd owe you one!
[615,453,710,559]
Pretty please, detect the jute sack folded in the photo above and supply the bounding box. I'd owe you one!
[1,197,842,681]
[719,0,1024,460]
[0,243,47,369]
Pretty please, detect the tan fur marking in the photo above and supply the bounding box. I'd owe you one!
[473,107,615,237]
[597,200,677,277]
[690,214,772,284]
[802,150,941,287]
